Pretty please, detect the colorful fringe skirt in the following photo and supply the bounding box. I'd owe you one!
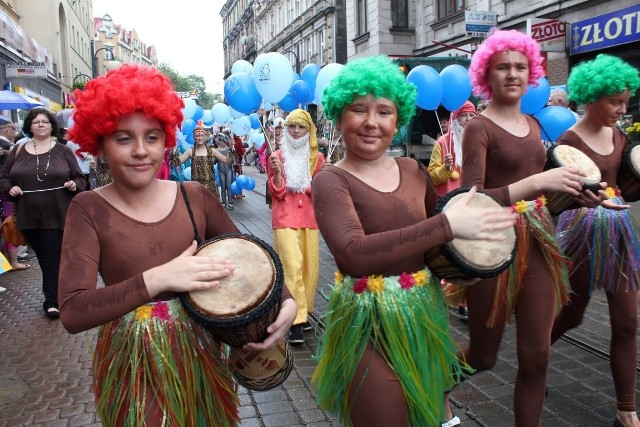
[487,197,571,327]
[93,299,239,427]
[312,269,464,426]
[556,194,640,293]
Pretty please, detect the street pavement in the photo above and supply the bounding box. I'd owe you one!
[0,163,639,427]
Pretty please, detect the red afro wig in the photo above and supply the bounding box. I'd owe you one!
[469,29,545,100]
[69,64,184,155]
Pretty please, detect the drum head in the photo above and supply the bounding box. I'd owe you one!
[441,190,516,274]
[548,144,601,187]
[188,235,277,318]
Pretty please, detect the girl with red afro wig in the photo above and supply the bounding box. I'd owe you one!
[58,64,297,426]
[450,29,611,426]
[69,64,183,155]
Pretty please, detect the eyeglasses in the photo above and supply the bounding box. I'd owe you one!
[32,120,51,126]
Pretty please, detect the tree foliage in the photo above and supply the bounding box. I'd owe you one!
[158,63,220,109]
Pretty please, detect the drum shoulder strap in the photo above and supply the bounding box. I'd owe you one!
[179,182,203,246]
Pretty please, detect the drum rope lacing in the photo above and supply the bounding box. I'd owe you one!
[334,269,432,294]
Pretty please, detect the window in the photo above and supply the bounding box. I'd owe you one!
[392,0,408,28]
[438,0,464,19]
[357,0,367,35]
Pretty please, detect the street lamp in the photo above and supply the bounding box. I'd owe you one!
[281,48,300,74]
[92,46,116,78]
[72,73,92,87]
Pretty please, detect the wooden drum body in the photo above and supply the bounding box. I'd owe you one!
[424,188,517,281]
[544,144,602,215]
[229,338,294,391]
[618,143,640,203]
[180,234,283,348]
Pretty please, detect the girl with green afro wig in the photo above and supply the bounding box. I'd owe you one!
[568,54,640,105]
[322,55,417,128]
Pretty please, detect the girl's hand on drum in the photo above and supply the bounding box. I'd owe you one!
[540,166,585,196]
[143,241,235,299]
[576,182,629,211]
[444,186,517,242]
[244,298,297,351]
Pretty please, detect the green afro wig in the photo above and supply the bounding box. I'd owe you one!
[322,56,417,128]
[568,54,640,105]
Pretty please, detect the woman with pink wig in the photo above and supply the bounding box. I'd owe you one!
[451,29,610,426]
[58,64,296,426]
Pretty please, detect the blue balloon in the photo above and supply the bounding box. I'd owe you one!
[231,116,252,136]
[406,65,443,110]
[249,113,261,129]
[183,167,192,180]
[236,175,249,189]
[214,164,220,186]
[261,99,274,111]
[201,109,214,126]
[291,80,313,105]
[521,77,551,115]
[439,64,472,112]
[230,182,242,196]
[182,119,196,134]
[245,177,256,191]
[533,106,577,142]
[224,72,262,114]
[229,106,245,119]
[192,105,204,122]
[278,92,298,112]
[185,133,194,144]
[300,63,320,91]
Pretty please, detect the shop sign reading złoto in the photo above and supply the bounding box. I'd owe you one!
[570,3,640,55]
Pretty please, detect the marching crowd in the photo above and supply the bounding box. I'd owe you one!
[0,28,639,427]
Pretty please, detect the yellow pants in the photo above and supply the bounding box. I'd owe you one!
[273,228,319,325]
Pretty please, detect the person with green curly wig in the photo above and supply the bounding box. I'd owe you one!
[551,54,640,427]
[310,55,517,427]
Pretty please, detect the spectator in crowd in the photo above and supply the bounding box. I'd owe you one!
[0,108,86,319]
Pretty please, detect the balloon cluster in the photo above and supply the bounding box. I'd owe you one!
[406,64,472,112]
[224,54,344,115]
[520,77,577,142]
[230,175,256,196]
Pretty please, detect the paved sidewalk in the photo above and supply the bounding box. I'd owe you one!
[0,164,638,426]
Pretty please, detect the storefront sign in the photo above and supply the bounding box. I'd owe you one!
[465,11,498,38]
[570,4,640,55]
[527,18,566,52]
[5,61,47,78]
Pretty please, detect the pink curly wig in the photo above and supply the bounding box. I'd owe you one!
[69,64,184,155]
[469,29,545,100]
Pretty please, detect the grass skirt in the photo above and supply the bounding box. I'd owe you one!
[556,196,640,293]
[93,299,239,427]
[487,200,571,327]
[312,270,464,426]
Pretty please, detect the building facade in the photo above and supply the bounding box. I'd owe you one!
[221,0,347,78]
[93,13,158,80]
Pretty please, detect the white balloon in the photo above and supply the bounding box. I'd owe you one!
[211,103,231,124]
[231,60,254,76]
[253,52,294,104]
[229,106,245,119]
[314,63,345,105]
[182,98,197,120]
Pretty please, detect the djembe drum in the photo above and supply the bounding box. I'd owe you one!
[544,144,602,215]
[180,234,283,348]
[617,142,640,202]
[229,338,294,391]
[424,188,517,281]
[180,234,294,390]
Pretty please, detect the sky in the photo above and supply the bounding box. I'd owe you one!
[92,0,227,94]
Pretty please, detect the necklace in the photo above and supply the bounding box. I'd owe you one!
[33,138,53,182]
